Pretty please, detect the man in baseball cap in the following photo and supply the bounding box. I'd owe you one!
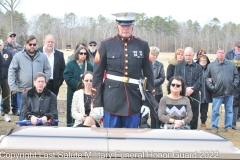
[2,32,23,117]
[7,32,16,38]
[88,40,98,64]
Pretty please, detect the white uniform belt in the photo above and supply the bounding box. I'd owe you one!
[107,74,139,84]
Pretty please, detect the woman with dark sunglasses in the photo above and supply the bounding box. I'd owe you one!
[158,76,193,129]
[63,46,93,127]
[71,71,101,127]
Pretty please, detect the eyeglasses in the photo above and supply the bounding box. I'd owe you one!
[171,83,181,88]
[28,43,37,46]
[84,79,92,82]
[79,52,87,55]
[89,44,96,47]
[10,35,16,38]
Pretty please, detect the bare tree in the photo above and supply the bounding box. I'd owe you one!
[0,0,21,31]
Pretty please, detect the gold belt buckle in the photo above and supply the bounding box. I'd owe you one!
[122,77,129,83]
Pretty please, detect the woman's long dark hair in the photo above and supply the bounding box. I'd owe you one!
[73,46,90,62]
[77,71,93,90]
[167,76,186,96]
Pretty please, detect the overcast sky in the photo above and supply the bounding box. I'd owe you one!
[16,0,240,26]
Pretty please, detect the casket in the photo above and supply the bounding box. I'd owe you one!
[0,127,239,159]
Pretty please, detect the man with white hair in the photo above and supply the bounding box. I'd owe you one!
[174,47,202,130]
[38,34,65,96]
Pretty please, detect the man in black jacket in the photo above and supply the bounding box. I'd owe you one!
[0,39,13,122]
[38,34,65,96]
[205,48,239,133]
[174,47,202,130]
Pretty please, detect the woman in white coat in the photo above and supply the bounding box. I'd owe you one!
[71,71,101,127]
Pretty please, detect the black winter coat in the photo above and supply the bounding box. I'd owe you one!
[205,59,239,98]
[153,60,165,95]
[166,58,178,81]
[196,57,212,103]
[174,60,202,93]
[1,48,13,78]
[21,87,57,120]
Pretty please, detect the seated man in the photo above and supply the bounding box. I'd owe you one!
[21,72,57,125]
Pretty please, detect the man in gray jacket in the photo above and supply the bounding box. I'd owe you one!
[8,35,51,120]
[205,48,239,134]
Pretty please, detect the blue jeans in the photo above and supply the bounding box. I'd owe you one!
[212,96,233,130]
[11,94,18,113]
[17,92,23,121]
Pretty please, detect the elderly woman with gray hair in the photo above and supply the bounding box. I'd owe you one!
[21,72,57,125]
[143,46,165,129]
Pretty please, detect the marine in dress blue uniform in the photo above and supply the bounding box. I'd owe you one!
[92,12,154,128]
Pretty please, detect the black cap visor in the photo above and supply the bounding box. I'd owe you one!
[116,20,134,26]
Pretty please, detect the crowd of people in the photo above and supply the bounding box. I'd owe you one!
[0,12,239,134]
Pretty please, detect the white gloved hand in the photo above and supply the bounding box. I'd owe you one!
[141,105,150,117]
[91,107,104,120]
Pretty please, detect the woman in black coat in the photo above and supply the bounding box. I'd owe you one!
[196,53,212,130]
[148,46,165,128]
[166,49,184,81]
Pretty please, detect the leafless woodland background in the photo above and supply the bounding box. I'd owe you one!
[1,0,240,53]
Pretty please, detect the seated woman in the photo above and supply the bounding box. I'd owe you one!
[71,71,101,127]
[158,76,193,129]
[21,72,57,125]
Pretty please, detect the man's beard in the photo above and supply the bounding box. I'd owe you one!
[45,46,54,52]
[10,40,17,47]
[90,48,96,53]
[27,48,36,55]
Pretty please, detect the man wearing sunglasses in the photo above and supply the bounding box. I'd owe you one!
[2,32,23,117]
[8,35,51,121]
[92,12,154,128]
[4,32,23,56]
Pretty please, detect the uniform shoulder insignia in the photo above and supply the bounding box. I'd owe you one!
[133,36,148,43]
[103,36,117,42]
[94,51,101,63]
